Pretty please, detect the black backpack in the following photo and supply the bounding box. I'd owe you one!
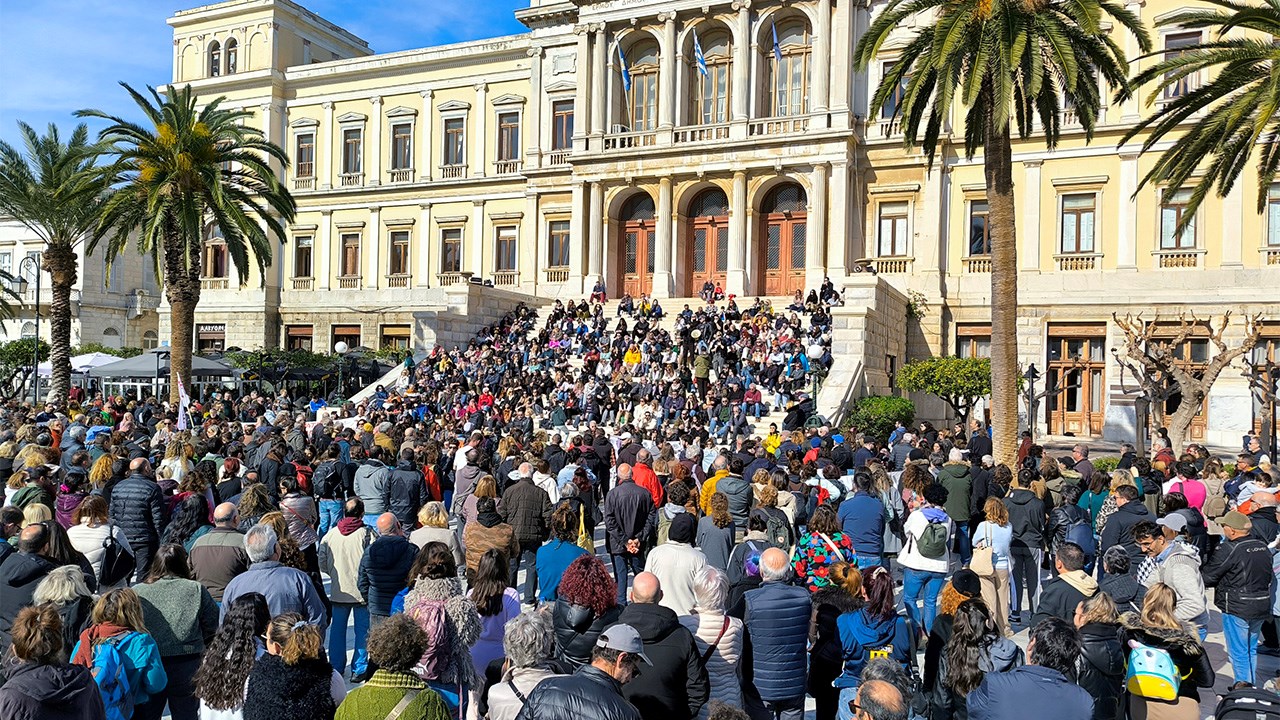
[1214,686,1280,720]
[312,460,340,499]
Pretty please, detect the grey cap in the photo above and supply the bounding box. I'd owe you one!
[596,624,652,665]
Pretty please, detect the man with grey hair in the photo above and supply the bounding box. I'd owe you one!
[743,547,810,720]
[221,524,326,627]
[488,610,567,720]
[938,447,973,563]
[1071,443,1094,484]
[190,502,249,602]
[59,425,87,472]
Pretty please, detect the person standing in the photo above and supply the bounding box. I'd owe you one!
[743,547,811,720]
[222,525,327,627]
[502,463,553,605]
[1132,520,1209,638]
[319,497,377,683]
[643,514,708,616]
[1073,594,1125,720]
[616,572,710,720]
[603,463,656,606]
[937,449,973,563]
[108,457,167,581]
[966,618,1093,720]
[838,472,888,569]
[353,447,392,528]
[0,605,106,720]
[384,447,429,529]
[1201,511,1272,686]
[515,624,645,720]
[973,497,1014,637]
[900,484,953,634]
[334,614,451,720]
[1003,468,1046,624]
[189,503,249,603]
[0,524,56,658]
[357,513,418,627]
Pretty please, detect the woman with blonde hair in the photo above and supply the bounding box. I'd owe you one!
[1120,583,1215,720]
[973,496,1014,637]
[22,502,52,528]
[410,501,465,567]
[71,588,169,710]
[1075,593,1125,720]
[32,564,95,657]
[88,453,117,492]
[462,475,501,527]
[243,613,345,720]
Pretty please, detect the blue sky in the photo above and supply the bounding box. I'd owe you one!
[0,0,528,147]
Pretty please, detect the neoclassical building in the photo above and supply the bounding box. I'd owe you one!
[162,0,1280,446]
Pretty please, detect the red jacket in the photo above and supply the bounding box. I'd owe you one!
[632,462,663,508]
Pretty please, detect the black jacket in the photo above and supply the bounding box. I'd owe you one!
[516,664,641,720]
[1099,501,1152,570]
[553,600,623,671]
[1202,534,1273,620]
[383,461,428,528]
[1075,622,1125,720]
[1249,506,1279,546]
[357,535,417,616]
[0,661,106,720]
[502,478,553,545]
[0,552,55,656]
[1004,489,1046,552]
[243,654,336,720]
[1118,613,1215,702]
[602,481,656,553]
[1098,572,1147,615]
[544,445,567,477]
[1031,574,1093,627]
[1046,503,1091,552]
[107,474,166,546]
[616,603,710,720]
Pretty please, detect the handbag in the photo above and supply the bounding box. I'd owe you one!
[576,509,594,553]
[99,525,135,587]
[970,525,995,577]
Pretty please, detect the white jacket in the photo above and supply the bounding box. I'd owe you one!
[679,611,744,718]
[898,508,953,574]
[644,541,708,615]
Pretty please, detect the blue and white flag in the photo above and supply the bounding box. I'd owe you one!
[692,29,708,77]
[771,23,783,64]
[618,42,632,92]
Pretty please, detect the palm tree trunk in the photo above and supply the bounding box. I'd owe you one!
[43,243,77,405]
[167,279,199,406]
[985,112,1020,468]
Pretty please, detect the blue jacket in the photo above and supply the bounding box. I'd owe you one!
[71,630,168,707]
[967,665,1093,720]
[535,539,589,602]
[834,608,912,688]
[357,535,418,616]
[838,493,887,554]
[744,581,810,702]
[222,561,327,629]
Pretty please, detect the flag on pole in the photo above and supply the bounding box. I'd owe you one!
[618,42,632,92]
[771,23,783,64]
[692,29,708,77]
[176,376,191,431]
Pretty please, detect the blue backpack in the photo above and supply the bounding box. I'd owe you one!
[1065,518,1096,558]
[1125,642,1181,701]
[89,635,135,720]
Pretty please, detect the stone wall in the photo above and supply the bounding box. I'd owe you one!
[821,274,909,425]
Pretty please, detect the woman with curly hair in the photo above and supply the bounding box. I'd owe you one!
[335,614,451,720]
[401,543,481,716]
[235,484,273,531]
[697,492,736,572]
[193,592,269,720]
[243,613,345,720]
[552,554,622,670]
[163,494,213,552]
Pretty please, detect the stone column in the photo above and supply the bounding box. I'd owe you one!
[591,26,607,138]
[813,0,832,122]
[419,89,434,181]
[807,163,829,289]
[417,203,432,286]
[368,96,383,185]
[1121,1,1144,123]
[1222,178,1244,267]
[732,1,751,125]
[318,210,332,290]
[589,182,605,285]
[523,192,539,293]
[659,13,676,130]
[367,206,381,290]
[1022,160,1042,271]
[654,176,674,297]
[728,171,748,295]
[1118,151,1140,269]
[527,47,544,168]
[471,201,486,278]
[827,161,849,279]
[321,101,334,190]
[829,0,853,129]
[569,181,587,289]
[473,82,488,177]
[575,25,592,151]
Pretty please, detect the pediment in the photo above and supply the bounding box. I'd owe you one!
[385,106,418,118]
[336,112,368,123]
[436,100,472,112]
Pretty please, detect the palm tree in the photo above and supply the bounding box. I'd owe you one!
[1121,0,1280,234]
[0,122,109,403]
[79,84,296,403]
[855,0,1150,466]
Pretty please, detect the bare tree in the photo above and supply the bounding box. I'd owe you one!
[1112,312,1263,453]
[1244,356,1278,458]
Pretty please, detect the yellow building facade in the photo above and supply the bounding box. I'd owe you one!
[164,0,1280,445]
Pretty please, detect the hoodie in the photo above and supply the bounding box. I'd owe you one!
[0,552,55,655]
[1032,569,1098,628]
[834,607,912,688]
[0,661,106,720]
[616,602,710,720]
[1003,488,1046,551]
[1137,540,1208,626]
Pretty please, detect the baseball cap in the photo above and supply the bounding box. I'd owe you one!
[1220,511,1251,532]
[1157,514,1188,533]
[596,624,652,665]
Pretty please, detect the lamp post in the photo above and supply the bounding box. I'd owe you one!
[806,343,825,399]
[334,341,349,405]
[1023,363,1041,443]
[18,254,41,402]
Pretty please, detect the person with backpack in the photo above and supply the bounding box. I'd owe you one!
[1201,511,1273,687]
[0,604,106,720]
[312,445,345,537]
[899,483,952,634]
[70,588,169,720]
[1047,483,1095,571]
[1118,583,1215,720]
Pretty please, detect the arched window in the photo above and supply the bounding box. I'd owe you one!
[20,322,35,339]
[208,40,222,78]
[769,20,811,117]
[625,39,660,132]
[621,193,656,221]
[143,330,159,350]
[102,327,121,350]
[691,30,732,125]
[225,38,238,74]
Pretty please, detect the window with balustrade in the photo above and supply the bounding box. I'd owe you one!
[294,236,313,278]
[342,129,362,175]
[441,228,463,274]
[769,21,811,117]
[626,40,660,132]
[208,41,221,78]
[552,101,574,150]
[1268,185,1280,247]
[691,30,732,125]
[390,123,413,170]
[389,230,410,276]
[497,112,520,162]
[1163,31,1201,100]
[225,38,238,74]
[877,201,909,257]
[1159,188,1196,249]
[202,225,228,279]
[443,118,465,166]
[1059,193,1096,254]
[880,61,909,121]
[340,233,361,277]
[295,133,314,178]
[495,226,518,272]
[548,220,570,267]
[967,200,991,255]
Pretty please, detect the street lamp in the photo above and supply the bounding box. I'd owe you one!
[334,341,349,406]
[1023,363,1041,443]
[17,254,41,402]
[806,342,825,403]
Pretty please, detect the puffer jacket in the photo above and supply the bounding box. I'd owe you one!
[1118,612,1215,702]
[0,552,55,655]
[383,461,428,528]
[353,460,391,515]
[357,534,417,616]
[0,661,105,720]
[1046,502,1091,552]
[616,602,710,720]
[107,473,166,547]
[744,580,811,702]
[501,479,553,544]
[516,665,642,720]
[679,611,744,719]
[1075,622,1125,720]
[1202,534,1273,620]
[553,599,623,671]
[279,493,319,550]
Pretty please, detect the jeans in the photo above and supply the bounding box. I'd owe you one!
[1010,548,1043,616]
[836,686,860,720]
[744,401,764,420]
[1222,614,1263,684]
[610,552,646,606]
[511,541,540,604]
[362,512,380,529]
[855,553,883,570]
[954,524,972,565]
[329,603,369,676]
[902,567,946,633]
[319,499,343,537]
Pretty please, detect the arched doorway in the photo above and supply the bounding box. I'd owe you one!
[759,183,807,296]
[686,188,729,296]
[618,193,656,297]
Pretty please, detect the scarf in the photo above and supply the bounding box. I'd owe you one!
[71,623,131,667]
[337,517,365,536]
[477,509,504,528]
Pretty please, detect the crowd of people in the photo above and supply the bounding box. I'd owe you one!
[0,285,1277,720]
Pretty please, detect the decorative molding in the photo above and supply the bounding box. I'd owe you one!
[321,101,333,110]
[527,46,543,58]
[420,89,434,99]
[385,106,418,118]
[657,11,677,22]
[383,217,416,227]
[474,81,489,92]
[869,182,923,195]
[336,112,367,123]
[291,224,319,232]
[732,0,752,9]
[959,183,986,193]
[545,80,577,93]
[369,96,383,106]
[541,205,572,216]
[1051,175,1110,188]
[335,221,366,230]
[491,93,527,106]
[488,211,524,221]
[436,99,472,112]
[435,215,468,225]
[289,117,320,128]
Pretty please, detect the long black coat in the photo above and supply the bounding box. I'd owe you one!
[1075,622,1125,720]
[107,474,166,547]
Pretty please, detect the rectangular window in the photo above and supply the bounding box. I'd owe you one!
[380,325,411,351]
[389,230,410,276]
[968,201,991,255]
[630,71,659,131]
[1163,32,1201,99]
[548,220,570,267]
[1060,193,1096,254]
[340,233,361,277]
[880,62,909,120]
[295,133,314,177]
[1269,185,1280,246]
[293,235,313,278]
[877,201,909,257]
[1160,188,1195,249]
[0,252,11,291]
[443,118,465,166]
[331,325,361,350]
[441,228,463,273]
[342,128,362,174]
[494,226,518,272]
[286,325,313,352]
[497,112,520,161]
[551,100,574,150]
[202,243,227,278]
[390,123,413,170]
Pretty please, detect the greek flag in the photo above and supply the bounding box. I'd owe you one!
[693,29,708,77]
[618,42,632,92]
[771,23,782,64]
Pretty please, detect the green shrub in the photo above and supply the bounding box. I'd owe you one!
[1092,456,1121,475]
[846,395,915,441]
